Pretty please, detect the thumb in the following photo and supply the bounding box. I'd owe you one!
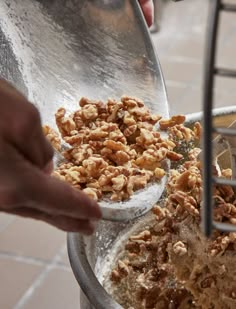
[18,160,101,220]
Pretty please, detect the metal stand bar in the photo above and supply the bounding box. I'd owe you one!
[214,68,236,78]
[202,0,221,237]
[220,3,236,12]
[203,0,236,237]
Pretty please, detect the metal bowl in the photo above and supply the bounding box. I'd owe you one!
[67,107,236,309]
[0,0,169,223]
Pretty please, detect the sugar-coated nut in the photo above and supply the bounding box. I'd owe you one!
[159,115,185,130]
[118,260,130,276]
[103,140,127,151]
[56,108,76,136]
[130,230,151,241]
[82,188,98,200]
[136,128,155,146]
[173,241,187,256]
[81,104,98,120]
[124,125,137,137]
[193,121,202,140]
[112,175,127,191]
[167,151,183,161]
[43,125,61,151]
[154,168,166,179]
[152,205,169,221]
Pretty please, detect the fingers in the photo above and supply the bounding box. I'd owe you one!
[14,156,102,220]
[4,207,95,234]
[139,0,154,27]
[30,173,101,220]
[0,79,54,170]
[11,102,54,170]
[43,160,54,175]
[0,79,101,233]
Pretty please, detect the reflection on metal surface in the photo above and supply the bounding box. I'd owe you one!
[0,0,168,127]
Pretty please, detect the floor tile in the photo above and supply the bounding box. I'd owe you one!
[22,268,80,309]
[177,87,202,115]
[214,91,236,109]
[0,258,43,309]
[0,213,15,232]
[165,84,188,115]
[161,60,201,85]
[59,249,71,267]
[215,76,236,94]
[0,217,66,261]
[167,36,204,61]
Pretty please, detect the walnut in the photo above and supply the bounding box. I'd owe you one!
[63,145,93,165]
[168,125,195,142]
[64,134,83,146]
[209,233,236,256]
[152,205,169,221]
[82,157,108,178]
[113,151,130,165]
[122,98,138,109]
[103,140,127,151]
[160,140,176,150]
[55,108,76,137]
[81,104,98,120]
[123,111,136,126]
[154,168,166,179]
[111,191,130,201]
[159,115,185,130]
[222,169,232,179]
[118,260,130,276]
[89,128,109,140]
[121,95,144,108]
[173,241,187,256]
[169,191,199,218]
[136,128,155,146]
[82,188,98,200]
[79,97,98,107]
[135,148,167,170]
[111,175,127,191]
[43,125,61,151]
[127,175,150,195]
[107,104,122,122]
[123,124,138,137]
[193,121,202,140]
[130,230,152,242]
[166,151,183,161]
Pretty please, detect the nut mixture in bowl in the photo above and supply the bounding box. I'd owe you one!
[44,96,195,202]
[105,121,236,309]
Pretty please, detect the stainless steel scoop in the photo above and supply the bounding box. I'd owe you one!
[0,0,169,221]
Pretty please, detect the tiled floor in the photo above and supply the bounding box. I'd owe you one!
[0,0,235,308]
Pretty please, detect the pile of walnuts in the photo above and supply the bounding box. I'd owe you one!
[109,124,236,309]
[44,96,195,202]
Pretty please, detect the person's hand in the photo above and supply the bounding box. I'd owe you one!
[0,79,101,234]
[138,0,154,27]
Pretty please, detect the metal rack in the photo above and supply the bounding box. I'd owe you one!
[203,0,236,236]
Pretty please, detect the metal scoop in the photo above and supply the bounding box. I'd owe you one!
[0,0,169,222]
